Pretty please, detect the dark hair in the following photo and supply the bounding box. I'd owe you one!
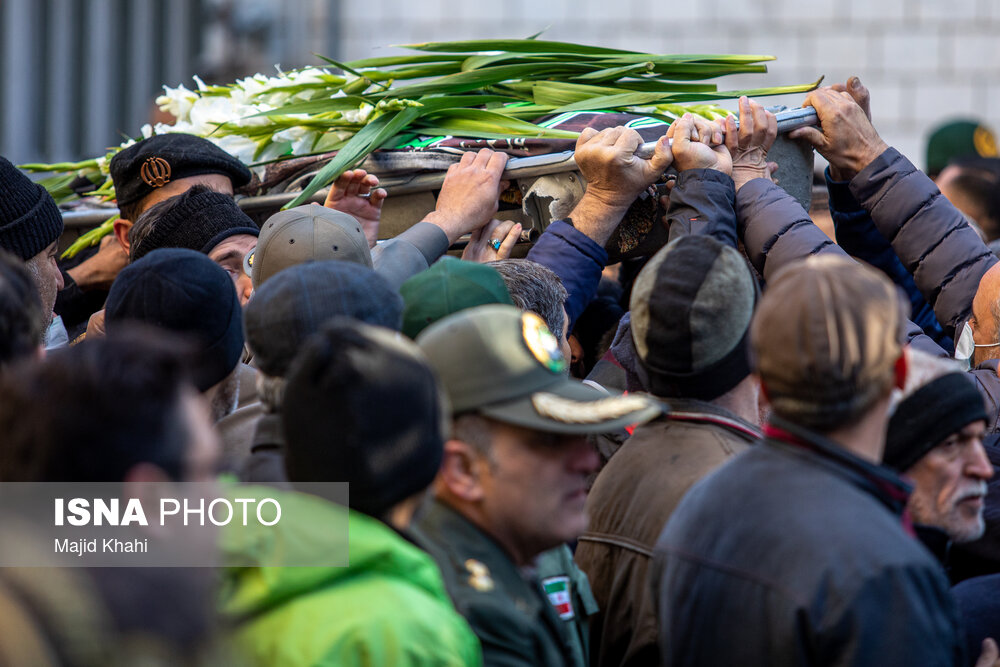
[943,158,1000,240]
[490,259,568,337]
[0,328,196,481]
[0,249,45,369]
[117,199,143,226]
[127,184,215,261]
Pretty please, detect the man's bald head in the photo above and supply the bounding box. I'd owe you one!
[970,262,1000,366]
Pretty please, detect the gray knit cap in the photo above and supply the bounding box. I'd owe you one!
[630,235,757,400]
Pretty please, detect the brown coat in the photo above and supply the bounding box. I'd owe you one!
[574,399,759,667]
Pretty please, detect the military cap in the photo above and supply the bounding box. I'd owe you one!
[400,256,514,339]
[110,133,252,210]
[416,304,663,434]
[245,204,372,287]
[926,119,998,176]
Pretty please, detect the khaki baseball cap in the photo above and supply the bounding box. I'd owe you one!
[416,304,664,434]
[247,204,372,286]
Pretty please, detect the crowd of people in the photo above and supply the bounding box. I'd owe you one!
[2,75,1000,666]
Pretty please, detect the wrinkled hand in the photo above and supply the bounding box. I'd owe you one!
[462,219,521,263]
[667,114,730,174]
[822,77,873,181]
[975,638,1000,667]
[324,169,386,248]
[574,126,673,208]
[65,235,128,290]
[789,78,888,181]
[424,149,508,244]
[725,96,778,191]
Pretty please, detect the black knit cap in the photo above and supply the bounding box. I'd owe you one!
[282,318,445,519]
[104,248,244,391]
[110,133,251,210]
[130,189,259,262]
[629,235,757,400]
[0,156,64,261]
[885,373,988,471]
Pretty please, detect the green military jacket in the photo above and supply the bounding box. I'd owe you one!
[413,498,598,667]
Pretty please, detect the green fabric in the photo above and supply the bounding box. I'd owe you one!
[536,545,599,667]
[413,498,591,667]
[218,487,481,666]
[400,256,513,339]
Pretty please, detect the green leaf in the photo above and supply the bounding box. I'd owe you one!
[399,38,640,55]
[248,95,373,118]
[283,105,424,209]
[419,108,579,138]
[60,215,118,260]
[345,54,466,68]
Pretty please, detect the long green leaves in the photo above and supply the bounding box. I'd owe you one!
[26,36,822,224]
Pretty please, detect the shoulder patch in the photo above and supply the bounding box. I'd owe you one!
[465,559,495,592]
[541,576,574,620]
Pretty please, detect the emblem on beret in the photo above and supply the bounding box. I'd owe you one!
[464,559,494,592]
[974,126,998,158]
[522,312,567,374]
[140,156,172,188]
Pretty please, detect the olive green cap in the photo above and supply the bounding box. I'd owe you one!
[926,119,998,176]
[246,204,372,286]
[416,304,664,434]
[400,256,514,339]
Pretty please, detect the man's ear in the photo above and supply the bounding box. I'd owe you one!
[112,219,133,254]
[437,440,486,503]
[894,349,909,392]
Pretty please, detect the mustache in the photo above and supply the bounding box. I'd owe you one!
[954,481,988,503]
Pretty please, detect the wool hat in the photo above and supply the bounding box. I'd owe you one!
[129,189,259,262]
[885,373,988,471]
[105,248,243,391]
[417,304,663,434]
[751,255,903,432]
[629,235,757,401]
[110,133,252,210]
[926,120,998,176]
[282,318,445,519]
[400,256,514,339]
[246,204,372,287]
[0,156,64,261]
[243,260,403,378]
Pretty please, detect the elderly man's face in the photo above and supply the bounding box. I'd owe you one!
[970,265,1000,367]
[24,240,65,328]
[478,420,600,559]
[907,420,993,542]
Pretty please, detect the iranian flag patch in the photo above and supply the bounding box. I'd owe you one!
[541,576,574,620]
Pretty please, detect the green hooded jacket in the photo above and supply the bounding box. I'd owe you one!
[219,488,482,666]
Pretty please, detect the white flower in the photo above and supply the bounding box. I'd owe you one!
[342,103,374,124]
[210,135,259,166]
[139,124,154,139]
[156,84,198,122]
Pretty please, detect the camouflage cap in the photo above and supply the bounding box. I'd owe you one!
[416,304,663,434]
[247,204,372,286]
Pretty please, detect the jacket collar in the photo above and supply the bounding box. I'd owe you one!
[764,415,913,521]
[663,397,762,442]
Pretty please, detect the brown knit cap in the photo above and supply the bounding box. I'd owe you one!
[751,255,903,431]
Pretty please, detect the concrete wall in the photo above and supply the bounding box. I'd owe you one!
[337,0,1000,170]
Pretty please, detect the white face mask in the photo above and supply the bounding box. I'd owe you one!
[954,321,1000,370]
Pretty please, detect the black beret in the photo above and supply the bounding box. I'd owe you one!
[110,133,252,211]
